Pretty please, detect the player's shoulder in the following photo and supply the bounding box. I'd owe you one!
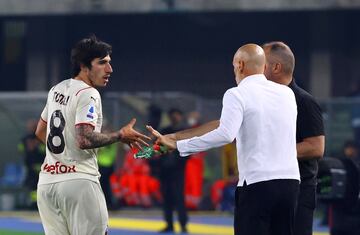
[47,79,71,98]
[48,79,66,93]
[72,80,100,98]
[75,86,99,98]
[48,79,76,94]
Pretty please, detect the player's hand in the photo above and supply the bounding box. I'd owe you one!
[119,118,151,150]
[146,125,177,151]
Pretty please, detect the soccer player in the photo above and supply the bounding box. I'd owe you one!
[35,35,149,235]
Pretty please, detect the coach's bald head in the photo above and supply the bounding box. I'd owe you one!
[262,41,295,85]
[233,44,266,84]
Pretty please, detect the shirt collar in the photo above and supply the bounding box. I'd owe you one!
[288,78,299,89]
[238,74,267,86]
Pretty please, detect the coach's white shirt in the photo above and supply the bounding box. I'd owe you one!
[177,74,300,186]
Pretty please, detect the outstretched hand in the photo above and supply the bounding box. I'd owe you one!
[146,125,177,151]
[119,118,151,150]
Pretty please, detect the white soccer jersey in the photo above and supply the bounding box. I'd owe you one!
[38,79,103,185]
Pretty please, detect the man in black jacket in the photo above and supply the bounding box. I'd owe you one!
[262,41,325,235]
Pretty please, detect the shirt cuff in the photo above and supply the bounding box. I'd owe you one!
[176,139,192,157]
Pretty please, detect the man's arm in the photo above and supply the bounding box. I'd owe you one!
[35,118,47,144]
[76,124,120,149]
[153,120,220,149]
[147,90,243,156]
[76,118,150,150]
[296,95,325,161]
[173,120,220,140]
[297,135,325,161]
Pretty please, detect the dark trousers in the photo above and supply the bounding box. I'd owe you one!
[160,168,188,228]
[234,179,299,235]
[294,184,316,235]
[331,229,360,235]
[99,166,114,207]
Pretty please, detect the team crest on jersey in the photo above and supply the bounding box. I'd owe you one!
[87,105,95,119]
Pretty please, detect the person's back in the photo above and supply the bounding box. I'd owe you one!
[147,43,300,235]
[229,76,298,185]
[39,78,102,185]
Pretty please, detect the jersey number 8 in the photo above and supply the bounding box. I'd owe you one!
[47,110,66,154]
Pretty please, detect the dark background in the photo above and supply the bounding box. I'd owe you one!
[1,10,359,98]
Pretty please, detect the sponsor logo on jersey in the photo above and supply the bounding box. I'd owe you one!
[43,161,76,174]
[87,105,95,119]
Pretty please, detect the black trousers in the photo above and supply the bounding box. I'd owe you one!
[234,179,299,235]
[331,228,360,235]
[160,168,188,228]
[294,184,316,235]
[99,166,114,207]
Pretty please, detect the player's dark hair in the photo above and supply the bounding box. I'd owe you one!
[71,35,112,77]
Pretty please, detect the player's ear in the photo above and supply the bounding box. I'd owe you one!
[274,63,282,74]
[239,60,245,73]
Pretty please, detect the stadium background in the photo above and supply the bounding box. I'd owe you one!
[0,0,360,234]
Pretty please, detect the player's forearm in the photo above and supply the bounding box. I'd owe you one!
[76,125,120,149]
[297,135,325,160]
[174,120,220,140]
[35,131,46,144]
[35,118,47,144]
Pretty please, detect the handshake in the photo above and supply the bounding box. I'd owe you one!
[119,120,177,159]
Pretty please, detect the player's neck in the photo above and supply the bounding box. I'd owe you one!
[74,74,93,87]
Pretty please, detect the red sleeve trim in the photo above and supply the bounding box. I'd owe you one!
[75,122,96,128]
[75,87,92,96]
[40,117,47,124]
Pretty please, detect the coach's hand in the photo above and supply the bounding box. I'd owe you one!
[146,125,177,151]
[119,118,151,150]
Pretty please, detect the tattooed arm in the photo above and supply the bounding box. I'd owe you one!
[76,124,120,149]
[76,118,150,150]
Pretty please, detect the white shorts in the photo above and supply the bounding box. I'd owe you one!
[37,179,108,235]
